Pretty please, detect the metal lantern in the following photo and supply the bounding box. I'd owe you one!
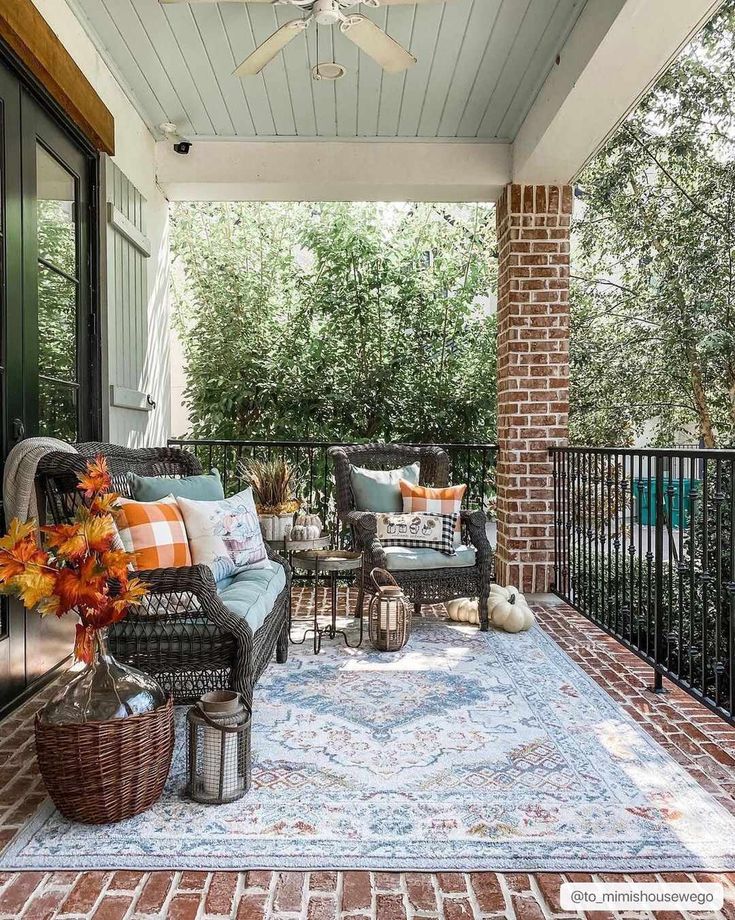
[186,691,251,804]
[368,568,412,652]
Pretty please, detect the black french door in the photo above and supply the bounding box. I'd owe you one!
[0,62,24,709]
[0,55,98,713]
[23,96,95,445]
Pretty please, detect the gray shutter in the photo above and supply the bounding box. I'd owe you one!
[100,157,153,445]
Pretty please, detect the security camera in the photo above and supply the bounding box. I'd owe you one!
[159,123,192,155]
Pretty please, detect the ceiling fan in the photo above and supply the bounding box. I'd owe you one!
[159,0,450,77]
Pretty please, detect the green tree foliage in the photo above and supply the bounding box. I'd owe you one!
[570,0,735,447]
[38,198,78,441]
[171,201,497,443]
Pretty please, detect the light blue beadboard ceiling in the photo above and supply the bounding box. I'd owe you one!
[71,0,587,140]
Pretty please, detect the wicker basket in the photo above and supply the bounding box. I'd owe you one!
[34,696,175,824]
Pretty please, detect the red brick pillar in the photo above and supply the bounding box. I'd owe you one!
[494,184,571,594]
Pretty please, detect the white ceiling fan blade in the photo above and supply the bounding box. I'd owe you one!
[369,0,458,4]
[340,15,416,74]
[234,20,307,76]
[160,0,275,4]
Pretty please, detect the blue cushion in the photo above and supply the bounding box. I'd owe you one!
[383,544,476,571]
[128,468,224,502]
[350,462,420,513]
[216,561,286,633]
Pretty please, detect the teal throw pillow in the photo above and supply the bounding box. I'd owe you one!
[127,468,225,503]
[350,462,420,513]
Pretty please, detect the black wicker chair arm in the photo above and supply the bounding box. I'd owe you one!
[460,509,493,565]
[344,510,387,568]
[136,563,216,595]
[344,510,378,528]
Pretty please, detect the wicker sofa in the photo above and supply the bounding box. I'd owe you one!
[329,443,493,630]
[35,442,290,707]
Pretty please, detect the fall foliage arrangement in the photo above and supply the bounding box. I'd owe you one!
[0,456,147,663]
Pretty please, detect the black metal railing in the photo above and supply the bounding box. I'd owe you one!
[168,439,497,540]
[551,446,735,724]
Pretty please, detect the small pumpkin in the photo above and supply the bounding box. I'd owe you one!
[487,586,535,633]
[292,513,321,541]
[306,513,323,532]
[445,597,480,626]
[490,583,528,608]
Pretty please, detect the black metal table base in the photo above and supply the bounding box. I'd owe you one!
[289,561,364,654]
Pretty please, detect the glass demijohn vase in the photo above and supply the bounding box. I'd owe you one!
[39,627,166,725]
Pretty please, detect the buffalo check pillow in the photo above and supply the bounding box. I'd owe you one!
[376,511,459,556]
[115,495,192,570]
[399,480,466,547]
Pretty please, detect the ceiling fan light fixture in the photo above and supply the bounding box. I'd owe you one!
[312,0,342,25]
[311,61,347,80]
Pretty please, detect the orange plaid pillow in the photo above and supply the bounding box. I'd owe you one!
[399,480,466,546]
[116,496,192,570]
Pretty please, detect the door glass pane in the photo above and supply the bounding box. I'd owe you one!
[38,266,76,382]
[37,145,76,277]
[36,143,79,441]
[39,379,77,442]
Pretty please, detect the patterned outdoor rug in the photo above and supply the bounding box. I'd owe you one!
[3,618,735,871]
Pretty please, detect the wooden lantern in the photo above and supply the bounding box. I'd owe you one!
[368,568,412,652]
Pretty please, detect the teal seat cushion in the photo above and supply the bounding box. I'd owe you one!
[216,561,287,633]
[351,462,420,513]
[383,544,476,571]
[128,468,224,502]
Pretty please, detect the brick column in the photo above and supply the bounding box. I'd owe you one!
[495,184,571,594]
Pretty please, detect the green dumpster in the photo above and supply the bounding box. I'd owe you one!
[637,478,694,528]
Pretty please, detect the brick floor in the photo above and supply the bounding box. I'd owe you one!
[1,591,735,918]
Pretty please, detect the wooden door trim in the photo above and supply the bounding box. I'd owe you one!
[0,0,114,155]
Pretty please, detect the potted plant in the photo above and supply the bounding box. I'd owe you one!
[0,456,174,824]
[239,457,300,542]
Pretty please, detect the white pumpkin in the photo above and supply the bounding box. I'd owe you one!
[445,598,463,619]
[487,586,535,633]
[489,583,528,607]
[306,514,323,532]
[445,597,480,626]
[466,600,481,626]
[292,514,321,541]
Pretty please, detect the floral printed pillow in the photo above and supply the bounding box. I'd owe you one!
[177,488,269,580]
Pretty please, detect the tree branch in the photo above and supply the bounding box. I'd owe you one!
[623,126,728,230]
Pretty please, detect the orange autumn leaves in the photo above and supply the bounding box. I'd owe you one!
[0,456,148,662]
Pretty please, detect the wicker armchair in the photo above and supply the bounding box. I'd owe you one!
[35,442,290,707]
[329,443,493,630]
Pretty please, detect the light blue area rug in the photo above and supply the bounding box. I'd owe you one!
[3,618,735,871]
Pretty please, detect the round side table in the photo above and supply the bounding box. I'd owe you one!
[289,549,364,654]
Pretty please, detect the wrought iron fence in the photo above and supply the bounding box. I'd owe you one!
[550,446,735,724]
[168,439,497,541]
